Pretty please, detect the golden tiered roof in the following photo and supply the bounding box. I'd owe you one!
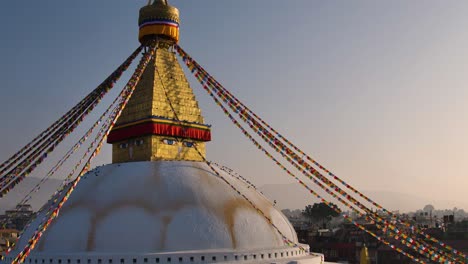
[107,1,210,163]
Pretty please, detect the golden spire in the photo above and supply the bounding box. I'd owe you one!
[107,2,211,163]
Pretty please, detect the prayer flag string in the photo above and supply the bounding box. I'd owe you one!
[17,85,125,207]
[10,43,155,264]
[155,45,309,254]
[175,45,466,263]
[0,46,142,177]
[2,84,122,255]
[204,69,468,262]
[177,56,426,261]
[199,82,424,263]
[0,47,143,198]
[175,45,465,263]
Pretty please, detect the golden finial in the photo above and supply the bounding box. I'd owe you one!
[152,0,168,5]
[138,0,180,44]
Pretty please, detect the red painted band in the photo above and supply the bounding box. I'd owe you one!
[107,122,211,143]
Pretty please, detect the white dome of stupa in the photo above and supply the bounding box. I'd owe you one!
[5,161,327,263]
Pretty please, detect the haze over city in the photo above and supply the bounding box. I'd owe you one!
[1,1,468,212]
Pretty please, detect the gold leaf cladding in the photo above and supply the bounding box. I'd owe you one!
[111,47,208,163]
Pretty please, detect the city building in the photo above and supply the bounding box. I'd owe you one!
[1,204,34,231]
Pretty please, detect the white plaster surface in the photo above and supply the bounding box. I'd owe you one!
[11,161,298,255]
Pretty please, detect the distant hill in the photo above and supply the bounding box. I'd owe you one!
[259,183,468,213]
[2,179,465,214]
[0,177,63,213]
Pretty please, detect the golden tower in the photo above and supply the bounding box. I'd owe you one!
[107,0,211,163]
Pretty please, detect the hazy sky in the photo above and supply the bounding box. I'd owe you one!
[1,1,468,212]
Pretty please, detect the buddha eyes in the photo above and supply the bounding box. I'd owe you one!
[119,143,129,149]
[161,139,195,147]
[134,139,144,146]
[163,139,176,145]
[183,141,194,148]
[119,139,144,149]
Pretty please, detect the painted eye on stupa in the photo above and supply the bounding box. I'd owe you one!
[163,139,176,145]
[183,141,194,148]
[119,143,128,149]
[134,139,144,146]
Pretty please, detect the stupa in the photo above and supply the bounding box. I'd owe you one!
[4,1,331,263]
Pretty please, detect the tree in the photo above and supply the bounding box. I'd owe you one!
[302,202,339,227]
[423,204,435,212]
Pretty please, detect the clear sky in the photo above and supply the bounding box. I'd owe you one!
[1,1,468,212]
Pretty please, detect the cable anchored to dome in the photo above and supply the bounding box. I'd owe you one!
[9,43,155,264]
[175,45,466,264]
[0,47,143,199]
